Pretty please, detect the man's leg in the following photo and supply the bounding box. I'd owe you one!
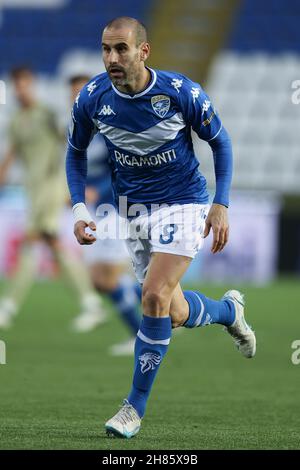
[82,261,141,351]
[47,236,106,324]
[91,263,141,335]
[76,228,141,338]
[125,252,239,419]
[0,233,39,328]
[170,284,235,329]
[169,283,256,359]
[105,252,256,437]
[105,252,191,438]
[107,273,141,355]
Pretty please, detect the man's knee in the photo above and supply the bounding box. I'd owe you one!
[44,234,60,251]
[91,264,120,293]
[142,286,170,316]
[93,278,119,293]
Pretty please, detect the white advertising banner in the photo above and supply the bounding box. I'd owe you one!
[0,188,280,285]
[183,191,281,284]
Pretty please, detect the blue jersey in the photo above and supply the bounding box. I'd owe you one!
[67,68,232,208]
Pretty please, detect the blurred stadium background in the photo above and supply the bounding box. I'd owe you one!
[0,0,299,450]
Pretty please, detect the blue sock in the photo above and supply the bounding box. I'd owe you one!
[127,315,172,418]
[183,290,235,328]
[109,280,141,335]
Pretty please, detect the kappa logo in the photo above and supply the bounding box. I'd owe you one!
[201,99,211,115]
[87,81,97,96]
[202,313,212,326]
[99,105,116,116]
[151,95,170,118]
[191,87,201,103]
[171,78,183,93]
[139,352,161,374]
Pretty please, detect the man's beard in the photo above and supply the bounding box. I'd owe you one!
[108,66,128,87]
[111,75,128,86]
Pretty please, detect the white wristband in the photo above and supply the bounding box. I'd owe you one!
[72,203,93,224]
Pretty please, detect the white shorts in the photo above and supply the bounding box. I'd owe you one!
[125,203,210,283]
[83,209,130,265]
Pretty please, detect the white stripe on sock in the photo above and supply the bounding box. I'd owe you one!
[193,293,205,327]
[137,330,170,346]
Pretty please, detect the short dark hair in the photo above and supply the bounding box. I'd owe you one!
[104,16,147,46]
[10,66,34,80]
[68,74,91,86]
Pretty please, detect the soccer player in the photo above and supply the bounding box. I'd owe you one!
[69,75,141,354]
[0,67,105,329]
[66,17,256,438]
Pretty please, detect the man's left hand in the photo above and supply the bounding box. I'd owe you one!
[203,203,229,254]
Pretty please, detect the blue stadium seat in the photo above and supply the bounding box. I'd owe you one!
[228,0,300,53]
[0,0,152,73]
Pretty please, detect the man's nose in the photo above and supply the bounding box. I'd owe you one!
[109,50,119,64]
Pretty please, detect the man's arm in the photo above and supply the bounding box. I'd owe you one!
[204,126,232,253]
[179,77,233,253]
[66,144,96,245]
[66,86,98,245]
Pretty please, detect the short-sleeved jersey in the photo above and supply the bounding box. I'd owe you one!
[68,68,223,206]
[9,103,66,199]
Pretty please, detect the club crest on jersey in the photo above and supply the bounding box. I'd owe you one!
[151,95,170,118]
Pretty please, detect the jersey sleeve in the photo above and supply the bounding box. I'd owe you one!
[177,76,233,207]
[68,89,96,151]
[66,88,96,206]
[178,77,222,142]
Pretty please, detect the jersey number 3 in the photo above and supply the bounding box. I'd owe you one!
[159,224,178,245]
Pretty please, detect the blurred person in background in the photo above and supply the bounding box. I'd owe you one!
[69,75,141,355]
[0,66,106,329]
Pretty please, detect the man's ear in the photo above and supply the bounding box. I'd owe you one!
[140,42,150,61]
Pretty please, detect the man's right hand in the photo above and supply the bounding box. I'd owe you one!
[74,220,97,245]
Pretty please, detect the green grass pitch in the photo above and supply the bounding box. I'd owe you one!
[0,279,299,450]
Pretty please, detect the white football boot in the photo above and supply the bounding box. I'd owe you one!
[105,399,141,438]
[71,310,107,332]
[71,294,107,332]
[222,290,256,358]
[109,338,135,356]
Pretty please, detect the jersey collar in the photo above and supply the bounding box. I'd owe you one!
[111,67,157,99]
